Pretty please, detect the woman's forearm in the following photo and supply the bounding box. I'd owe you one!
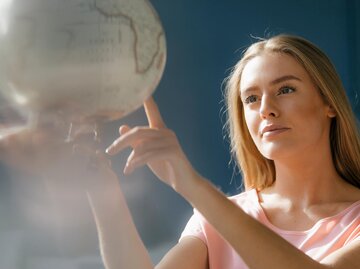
[180,177,325,269]
[87,184,154,269]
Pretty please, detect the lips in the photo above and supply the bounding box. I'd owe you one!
[260,124,290,137]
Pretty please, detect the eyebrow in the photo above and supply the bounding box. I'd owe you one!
[271,75,301,85]
[241,75,302,94]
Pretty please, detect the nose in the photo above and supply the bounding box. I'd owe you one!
[259,95,279,119]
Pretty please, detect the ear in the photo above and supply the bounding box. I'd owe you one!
[326,105,336,118]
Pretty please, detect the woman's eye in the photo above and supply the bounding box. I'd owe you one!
[278,86,295,95]
[244,95,259,104]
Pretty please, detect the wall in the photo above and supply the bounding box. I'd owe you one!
[0,0,358,267]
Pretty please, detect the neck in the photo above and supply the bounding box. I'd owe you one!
[267,144,347,208]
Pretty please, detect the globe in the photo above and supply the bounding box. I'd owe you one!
[0,0,166,131]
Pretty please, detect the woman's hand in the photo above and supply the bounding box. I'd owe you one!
[106,97,200,192]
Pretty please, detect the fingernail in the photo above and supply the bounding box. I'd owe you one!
[105,147,112,154]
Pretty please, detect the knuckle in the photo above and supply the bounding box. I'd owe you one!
[164,128,176,137]
[132,126,149,135]
[112,138,122,148]
[132,126,141,133]
[134,141,148,153]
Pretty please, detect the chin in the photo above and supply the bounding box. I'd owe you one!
[258,143,295,160]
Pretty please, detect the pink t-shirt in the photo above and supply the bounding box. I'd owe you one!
[179,189,360,269]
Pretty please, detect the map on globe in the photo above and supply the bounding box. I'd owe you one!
[0,0,166,126]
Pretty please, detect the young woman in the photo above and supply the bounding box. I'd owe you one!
[88,34,360,269]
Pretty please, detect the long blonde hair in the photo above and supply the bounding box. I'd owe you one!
[225,34,360,190]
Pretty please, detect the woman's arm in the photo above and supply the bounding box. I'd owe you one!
[106,97,359,269]
[83,150,208,269]
[86,174,154,269]
[0,118,209,269]
[179,176,360,269]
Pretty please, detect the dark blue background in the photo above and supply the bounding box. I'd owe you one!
[0,0,359,265]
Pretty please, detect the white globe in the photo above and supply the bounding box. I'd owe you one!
[0,0,166,126]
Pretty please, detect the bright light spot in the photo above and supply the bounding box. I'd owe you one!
[7,83,28,105]
[0,0,13,35]
[0,125,27,140]
[13,92,28,105]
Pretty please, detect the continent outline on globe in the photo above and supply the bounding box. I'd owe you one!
[0,0,167,126]
[93,0,165,73]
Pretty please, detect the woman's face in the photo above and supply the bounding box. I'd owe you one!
[239,52,335,161]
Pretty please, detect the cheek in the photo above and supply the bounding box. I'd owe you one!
[244,110,260,141]
[299,109,330,142]
[292,100,328,131]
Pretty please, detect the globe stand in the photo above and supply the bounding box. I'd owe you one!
[66,122,101,144]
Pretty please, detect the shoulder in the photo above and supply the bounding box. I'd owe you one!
[226,188,264,217]
[191,188,261,221]
[228,188,259,206]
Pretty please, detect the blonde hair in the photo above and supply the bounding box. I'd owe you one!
[225,34,360,190]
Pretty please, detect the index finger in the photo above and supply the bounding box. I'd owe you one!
[144,97,166,129]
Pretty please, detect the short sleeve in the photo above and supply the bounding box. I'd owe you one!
[179,209,207,245]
